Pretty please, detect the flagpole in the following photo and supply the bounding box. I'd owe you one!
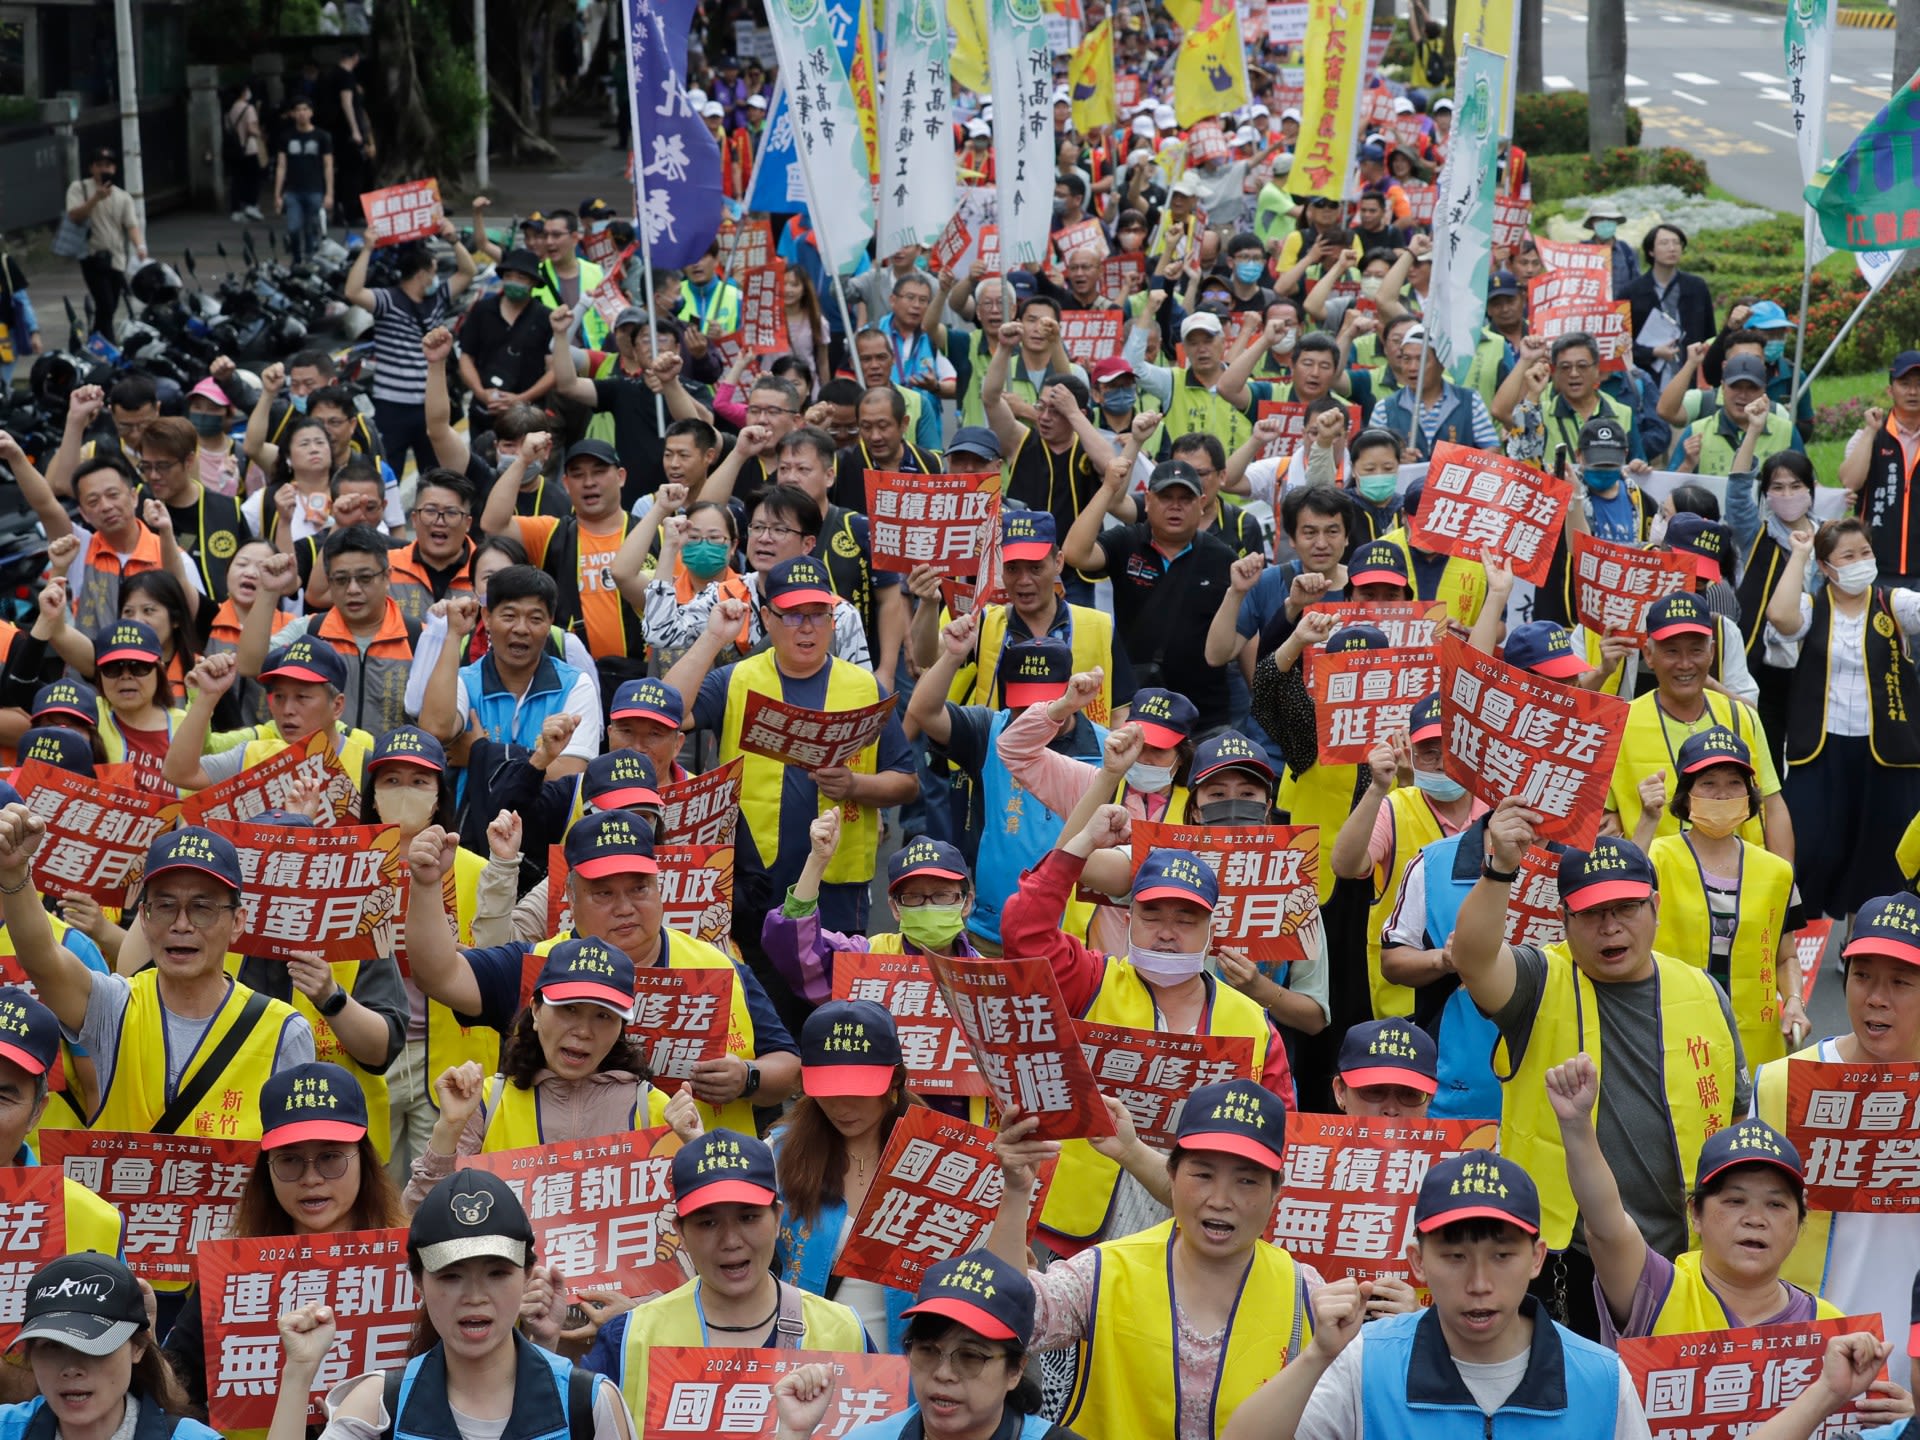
[1791,214,1816,404]
[1790,284,1878,411]
[622,0,667,433]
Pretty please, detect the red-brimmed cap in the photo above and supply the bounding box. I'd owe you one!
[902,1295,1019,1341]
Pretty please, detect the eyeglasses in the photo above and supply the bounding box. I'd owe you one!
[896,891,966,908]
[137,458,181,475]
[1571,898,1650,927]
[905,1342,1001,1379]
[267,1149,354,1181]
[745,404,800,419]
[748,523,803,539]
[412,506,471,525]
[144,897,238,929]
[1555,360,1596,375]
[316,415,353,430]
[100,660,157,679]
[770,609,831,629]
[328,570,387,591]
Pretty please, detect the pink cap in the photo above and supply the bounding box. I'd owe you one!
[189,377,234,409]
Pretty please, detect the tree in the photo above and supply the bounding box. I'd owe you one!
[1898,0,1920,100]
[1587,0,1628,153]
[1517,0,1545,95]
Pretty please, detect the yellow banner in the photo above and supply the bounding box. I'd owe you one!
[851,0,880,176]
[948,0,991,94]
[1069,19,1117,133]
[1450,0,1520,132]
[1286,0,1374,197]
[1174,5,1250,127]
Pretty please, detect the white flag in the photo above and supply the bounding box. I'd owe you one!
[762,0,875,275]
[877,0,957,254]
[986,0,1054,271]
[1427,46,1507,382]
[1783,0,1834,187]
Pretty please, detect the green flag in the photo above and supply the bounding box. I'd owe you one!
[1805,68,1920,251]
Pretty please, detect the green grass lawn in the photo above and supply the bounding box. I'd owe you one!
[1806,371,1889,479]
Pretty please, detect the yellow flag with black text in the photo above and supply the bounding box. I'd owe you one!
[949,0,991,94]
[1174,5,1250,127]
[1069,20,1117,132]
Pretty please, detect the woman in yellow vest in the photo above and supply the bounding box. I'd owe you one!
[160,1060,405,1414]
[1637,727,1808,1068]
[1548,1054,1842,1342]
[42,619,186,787]
[590,1129,870,1420]
[986,1080,1312,1440]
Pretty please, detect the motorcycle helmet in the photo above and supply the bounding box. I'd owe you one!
[127,260,184,307]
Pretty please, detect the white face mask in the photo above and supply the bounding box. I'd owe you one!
[1128,936,1209,984]
[1832,558,1879,595]
[1275,330,1298,355]
[1126,761,1174,793]
[1359,276,1384,299]
[374,786,439,832]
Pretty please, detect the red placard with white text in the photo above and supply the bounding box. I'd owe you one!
[741,262,787,354]
[1074,1022,1256,1149]
[1187,120,1230,165]
[833,952,986,1096]
[1797,919,1835,1004]
[930,214,971,277]
[1402,181,1439,227]
[833,1108,1050,1291]
[585,276,630,335]
[1116,73,1142,109]
[657,760,742,846]
[1439,635,1629,847]
[1058,309,1127,364]
[721,217,774,275]
[207,821,404,961]
[1493,196,1533,250]
[581,228,621,268]
[864,470,1000,575]
[1528,269,1614,312]
[467,1129,689,1299]
[1570,531,1698,640]
[179,730,358,827]
[0,1169,64,1349]
[735,693,898,770]
[1619,1317,1886,1440]
[1101,251,1146,300]
[975,225,1001,277]
[360,179,443,244]
[541,844,737,954]
[1052,217,1109,261]
[1307,646,1444,765]
[1786,1060,1920,1210]
[1303,601,1449,651]
[1535,238,1612,274]
[927,955,1115,1142]
[1535,298,1634,372]
[43,1132,257,1285]
[1130,821,1323,964]
[643,1348,911,1438]
[1254,399,1362,460]
[12,760,180,902]
[198,1227,412,1431]
[1408,444,1574,587]
[1505,845,1567,949]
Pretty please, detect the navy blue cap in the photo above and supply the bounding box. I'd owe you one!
[1128,688,1198,748]
[1000,637,1072,706]
[95,621,162,667]
[1189,730,1276,790]
[0,986,61,1077]
[262,637,348,690]
[610,677,685,729]
[562,808,658,879]
[371,726,446,773]
[1130,849,1220,909]
[0,783,20,809]
[1503,620,1588,679]
[1677,726,1752,776]
[144,827,243,893]
[1487,270,1521,299]
[1694,1117,1804,1190]
[534,936,637,1018]
[801,999,902,1096]
[1338,1018,1438,1093]
[671,1129,779,1214]
[1348,540,1411,589]
[1000,509,1057,558]
[410,1169,537,1271]
[887,837,969,891]
[1173,1080,1286,1170]
[1843,892,1920,967]
[1415,1152,1541,1234]
[584,751,661,811]
[1326,623,1391,654]
[260,1061,370,1149]
[1555,836,1656,914]
[18,727,94,777]
[1891,350,1920,381]
[948,426,1004,464]
[1409,693,1442,743]
[1646,592,1715,642]
[903,1253,1037,1344]
[30,680,98,727]
[763,556,837,610]
[1666,514,1731,584]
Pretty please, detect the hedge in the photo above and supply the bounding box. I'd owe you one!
[1514,91,1644,155]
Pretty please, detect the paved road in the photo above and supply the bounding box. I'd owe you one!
[1538,0,1897,210]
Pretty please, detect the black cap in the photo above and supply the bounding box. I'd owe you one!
[1555,836,1656,913]
[562,808,658,879]
[9,1255,147,1356]
[1577,416,1629,465]
[497,248,542,280]
[563,439,621,469]
[1148,459,1204,494]
[1337,1018,1438,1093]
[409,1170,536,1272]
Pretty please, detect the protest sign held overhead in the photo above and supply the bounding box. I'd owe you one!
[1131,820,1322,963]
[11,760,180,902]
[1409,445,1574,586]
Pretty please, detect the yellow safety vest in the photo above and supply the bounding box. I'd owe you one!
[1283,761,1354,905]
[477,1070,667,1153]
[1379,527,1488,627]
[1064,1219,1306,1440]
[956,603,1114,726]
[421,849,495,1104]
[6,917,95,1140]
[720,651,882,886]
[1041,966,1271,1243]
[64,1177,124,1257]
[1162,368,1251,454]
[1754,1045,1837,1293]
[1649,835,1794,1070]
[618,1277,867,1419]
[97,706,188,770]
[1648,1249,1842,1336]
[1901,807,1920,886]
[1606,693,1767,848]
[240,722,376,790]
[1365,787,1447,1019]
[1495,944,1735,1250]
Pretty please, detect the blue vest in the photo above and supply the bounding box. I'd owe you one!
[1359,1305,1621,1440]
[971,710,1106,943]
[771,1133,915,1352]
[848,1414,1056,1440]
[460,650,588,754]
[1419,821,1504,1122]
[390,1334,583,1440]
[1378,381,1478,450]
[1,1395,220,1440]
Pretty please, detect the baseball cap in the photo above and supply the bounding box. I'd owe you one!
[144,827,243,894]
[1348,540,1411,590]
[0,987,60,1078]
[1000,637,1072,708]
[581,198,618,221]
[1433,98,1454,113]
[1694,1117,1804,1191]
[1089,355,1136,385]
[1555,836,1656,913]
[18,727,95,777]
[902,1254,1035,1344]
[262,637,348,690]
[370,726,447,774]
[1400,324,1430,347]
[583,750,661,811]
[410,1170,537,1271]
[1584,201,1626,223]
[95,621,162,667]
[1179,312,1224,339]
[30,680,98,728]
[1172,1080,1286,1171]
[189,376,236,411]
[1128,688,1198,748]
[533,936,637,1018]
[1744,300,1790,331]
[613,305,648,331]
[748,94,768,110]
[564,438,621,468]
[7,1255,148,1357]
[1188,730,1276,790]
[800,999,902,1097]
[701,100,725,118]
[1327,624,1391,654]
[1487,270,1521,299]
[1392,97,1415,114]
[1148,458,1204,494]
[887,837,970,891]
[1249,103,1271,118]
[1676,726,1753,775]
[1645,592,1715,642]
[1337,1018,1438,1094]
[763,556,837,610]
[1001,509,1058,560]
[1578,416,1629,465]
[497,248,541,281]
[1503,620,1587,679]
[1414,1152,1541,1235]
[562,808,659,879]
[1843,892,1920,966]
[1891,351,1920,380]
[1129,115,1156,138]
[610,677,685,729]
[259,1061,371,1149]
[969,118,993,139]
[1281,107,1303,122]
[1666,514,1732,585]
[1408,693,1443,744]
[1722,355,1769,389]
[1360,142,1386,162]
[672,1129,779,1214]
[1130,849,1220,909]
[1172,175,1202,199]
[947,426,1004,465]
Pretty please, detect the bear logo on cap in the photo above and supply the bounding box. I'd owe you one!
[451,1191,495,1227]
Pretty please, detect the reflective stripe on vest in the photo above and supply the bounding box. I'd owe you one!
[1364,787,1447,1019]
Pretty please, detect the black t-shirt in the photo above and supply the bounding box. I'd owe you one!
[278,125,333,195]
[163,487,250,603]
[1093,524,1237,728]
[590,372,715,509]
[458,293,553,400]
[319,66,359,137]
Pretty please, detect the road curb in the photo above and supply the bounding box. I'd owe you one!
[1680,0,1894,21]
[1837,7,1895,25]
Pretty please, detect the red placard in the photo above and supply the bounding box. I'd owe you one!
[1130,821,1322,964]
[1101,251,1146,300]
[975,225,1001,278]
[1439,634,1630,848]
[1366,25,1393,71]
[1535,238,1612,273]
[466,1129,689,1300]
[541,844,735,973]
[1272,1115,1494,1279]
[1505,845,1567,949]
[1254,399,1362,461]
[833,951,986,1096]
[1402,181,1439,227]
[1391,114,1427,152]
[643,1348,910,1438]
[1361,88,1395,130]
[1534,298,1634,373]
[1306,646,1445,765]
[1074,1022,1256,1149]
[741,261,788,354]
[940,579,977,617]
[707,330,751,376]
[1619,1316,1886,1440]
[585,276,630,335]
[179,730,359,827]
[41,1132,255,1285]
[864,470,1000,576]
[929,214,971,276]
[1188,119,1230,165]
[1115,73,1142,109]
[13,760,180,902]
[720,217,775,276]
[207,821,404,962]
[926,954,1116,1142]
[0,1169,65,1348]
[1570,531,1698,640]
[360,179,443,244]
[1058,309,1126,364]
[1493,196,1533,250]
[198,1227,411,1431]
[1527,269,1614,311]
[1303,601,1449,651]
[1051,217,1109,261]
[735,692,898,770]
[581,228,621,267]
[627,966,734,1078]
[1786,1060,1920,1211]
[1409,443,1574,587]
[657,760,742,846]
[1797,919,1835,1004]
[833,1108,1050,1291]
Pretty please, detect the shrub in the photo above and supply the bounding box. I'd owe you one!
[1582,147,1708,195]
[1514,91,1644,155]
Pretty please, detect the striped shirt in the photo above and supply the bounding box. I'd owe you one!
[369,283,449,404]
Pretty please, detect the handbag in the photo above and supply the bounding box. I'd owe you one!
[52,213,91,261]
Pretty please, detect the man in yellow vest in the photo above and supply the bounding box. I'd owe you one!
[400,809,800,1137]
[164,643,374,792]
[1450,799,1743,1339]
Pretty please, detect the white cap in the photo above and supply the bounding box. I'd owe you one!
[1392,96,1415,114]
[1281,107,1302,122]
[1126,147,1154,166]
[1232,126,1259,147]
[1433,98,1454,112]
[1133,98,1159,115]
[1180,312,1224,338]
[967,118,991,139]
[1249,103,1270,118]
[1131,114,1156,137]
[1273,152,1294,174]
[1053,86,1071,104]
[1171,172,1202,196]
[1402,325,1429,346]
[701,101,725,118]
[1155,104,1177,128]
[981,103,994,122]
[687,88,707,106]
[748,94,768,109]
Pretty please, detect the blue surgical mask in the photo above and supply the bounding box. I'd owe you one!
[1100,387,1137,414]
[1582,465,1622,492]
[1234,259,1265,284]
[1763,340,1786,364]
[290,393,309,414]
[1592,221,1619,240]
[1414,767,1466,802]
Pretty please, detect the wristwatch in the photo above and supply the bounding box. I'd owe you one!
[317,986,350,1018]
[742,1061,762,1097]
[1481,862,1519,883]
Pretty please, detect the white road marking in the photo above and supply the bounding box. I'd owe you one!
[1705,12,1733,21]
[1755,120,1798,138]
[1545,74,1576,89]
[1659,13,1689,19]
[1672,89,1709,104]
[1830,74,1856,84]
[1877,71,1895,81]
[1747,13,1773,21]
[1672,71,1720,84]
[1761,87,1793,101]
[1625,73,1648,86]
[1740,71,1778,85]
[1629,93,1650,106]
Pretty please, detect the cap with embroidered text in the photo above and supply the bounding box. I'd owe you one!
[1578,416,1629,465]
[801,999,903,1097]
[144,826,243,894]
[1189,730,1277,790]
[1337,1018,1438,1094]
[534,936,637,1018]
[1173,1079,1287,1170]
[260,1061,370,1149]
[902,1253,1036,1344]
[1408,692,1443,744]
[370,726,447,773]
[95,621,161,667]
[0,987,59,1078]
[1843,892,1920,967]
[1556,836,1656,913]
[1646,592,1714,642]
[1130,848,1220,909]
[1694,1117,1803,1191]
[410,1169,536,1271]
[262,637,347,690]
[1487,270,1521,299]
[1001,509,1058,560]
[562,808,659,879]
[672,1129,779,1214]
[888,837,969,892]
[1326,624,1390,654]
[1348,541,1411,590]
[1666,514,1731,584]
[17,727,94,778]
[999,637,1072,708]
[7,1255,148,1357]
[610,677,685,729]
[763,556,837,610]
[30,680,97,728]
[584,750,661,811]
[1415,1152,1540,1234]
[1128,687,1198,748]
[1503,620,1587,679]
[1677,726,1752,776]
